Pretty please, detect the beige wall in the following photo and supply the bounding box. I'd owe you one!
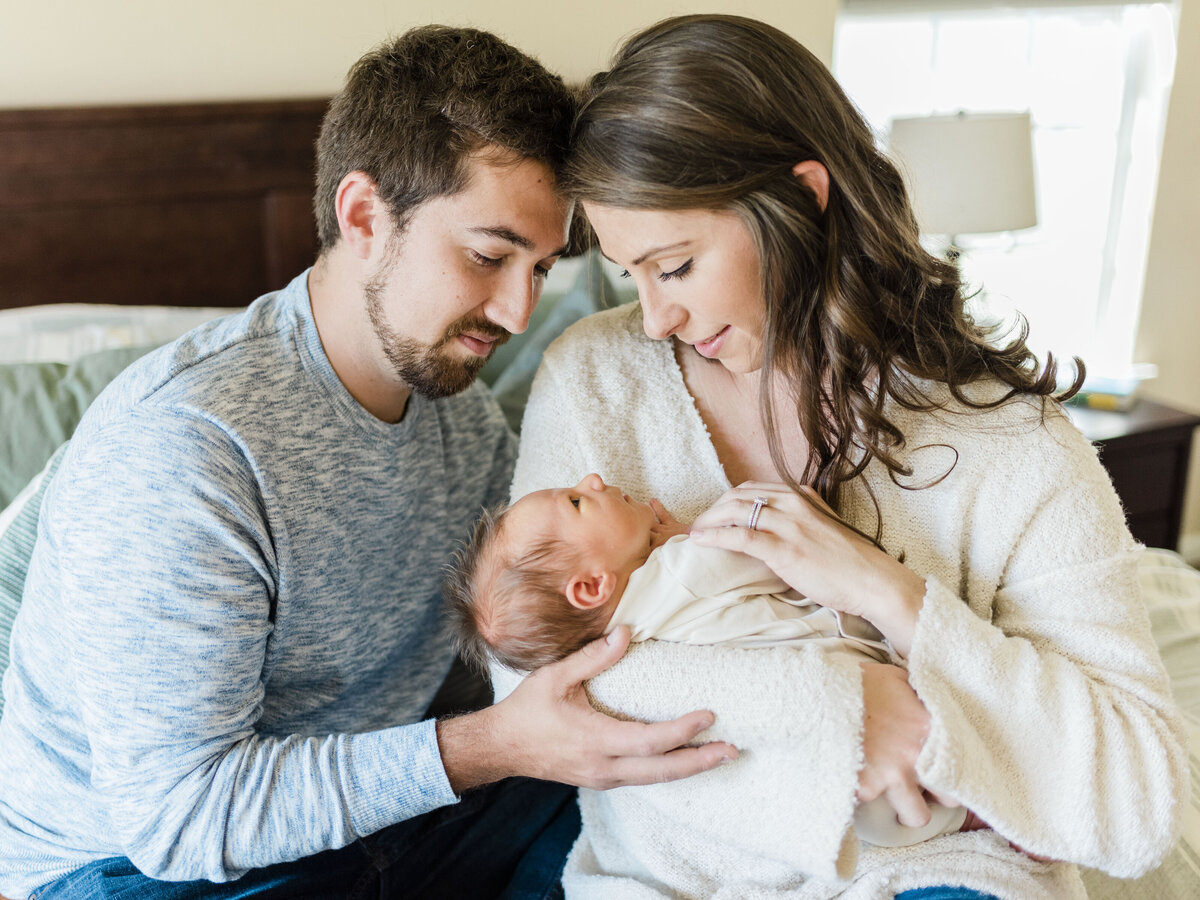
[1137,0,1200,554]
[0,1,836,107]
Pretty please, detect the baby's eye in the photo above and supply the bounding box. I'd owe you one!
[570,496,581,509]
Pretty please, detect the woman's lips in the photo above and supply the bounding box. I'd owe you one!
[693,326,730,358]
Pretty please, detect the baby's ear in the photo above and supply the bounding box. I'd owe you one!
[565,571,616,610]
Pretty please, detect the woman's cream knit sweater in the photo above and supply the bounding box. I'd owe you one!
[503,303,1186,899]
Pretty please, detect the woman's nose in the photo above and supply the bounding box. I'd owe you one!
[640,292,685,341]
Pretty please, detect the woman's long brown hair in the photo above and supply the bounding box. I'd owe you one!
[564,14,1082,527]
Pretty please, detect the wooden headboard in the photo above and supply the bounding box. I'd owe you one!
[0,99,328,310]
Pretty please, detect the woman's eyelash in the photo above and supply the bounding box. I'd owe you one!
[659,259,693,281]
[619,259,694,281]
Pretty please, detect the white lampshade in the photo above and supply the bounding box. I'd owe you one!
[888,112,1037,237]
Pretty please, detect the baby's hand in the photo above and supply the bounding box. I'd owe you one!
[649,498,689,547]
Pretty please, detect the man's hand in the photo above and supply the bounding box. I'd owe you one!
[438,626,738,794]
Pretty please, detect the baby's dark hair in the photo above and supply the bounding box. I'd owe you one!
[445,502,613,673]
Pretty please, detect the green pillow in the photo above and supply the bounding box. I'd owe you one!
[0,344,157,508]
[0,444,67,716]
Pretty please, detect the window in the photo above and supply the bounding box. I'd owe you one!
[834,0,1179,380]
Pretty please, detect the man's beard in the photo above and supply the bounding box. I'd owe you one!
[363,266,510,400]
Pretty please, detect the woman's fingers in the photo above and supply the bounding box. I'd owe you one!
[692,496,787,534]
[691,482,828,533]
[690,518,781,555]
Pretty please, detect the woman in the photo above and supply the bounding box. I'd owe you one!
[507,14,1186,899]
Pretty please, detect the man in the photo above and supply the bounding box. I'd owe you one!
[0,26,733,899]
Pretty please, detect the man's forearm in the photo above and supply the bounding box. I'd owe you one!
[436,705,521,794]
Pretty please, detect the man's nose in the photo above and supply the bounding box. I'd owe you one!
[487,270,539,335]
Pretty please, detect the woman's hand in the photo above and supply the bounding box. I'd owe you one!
[689,481,926,655]
[858,662,942,827]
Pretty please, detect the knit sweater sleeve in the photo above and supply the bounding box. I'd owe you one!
[49,407,455,882]
[905,412,1187,878]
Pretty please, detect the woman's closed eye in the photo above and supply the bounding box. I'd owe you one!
[617,259,694,282]
[659,258,693,281]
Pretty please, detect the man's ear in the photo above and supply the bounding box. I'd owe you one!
[334,171,381,260]
[565,571,617,611]
[792,160,830,213]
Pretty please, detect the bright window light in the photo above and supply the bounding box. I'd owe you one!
[833,2,1178,381]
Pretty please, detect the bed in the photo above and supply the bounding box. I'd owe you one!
[0,100,1197,898]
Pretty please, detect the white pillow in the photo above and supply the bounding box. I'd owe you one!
[0,303,235,364]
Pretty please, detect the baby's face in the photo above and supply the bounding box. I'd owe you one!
[507,474,659,578]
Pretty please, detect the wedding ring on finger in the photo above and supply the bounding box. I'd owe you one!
[747,496,769,531]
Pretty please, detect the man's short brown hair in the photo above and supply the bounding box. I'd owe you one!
[314,25,575,252]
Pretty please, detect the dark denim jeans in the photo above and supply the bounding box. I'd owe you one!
[895,888,1000,900]
[31,777,580,900]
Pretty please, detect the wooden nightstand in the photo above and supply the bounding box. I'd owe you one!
[1067,398,1200,549]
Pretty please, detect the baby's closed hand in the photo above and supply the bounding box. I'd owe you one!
[649,498,689,547]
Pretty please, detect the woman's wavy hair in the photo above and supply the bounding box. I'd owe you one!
[564,14,1082,521]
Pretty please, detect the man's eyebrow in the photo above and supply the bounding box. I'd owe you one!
[469,226,569,258]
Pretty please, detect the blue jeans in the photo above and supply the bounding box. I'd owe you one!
[31,777,580,899]
[895,889,1000,899]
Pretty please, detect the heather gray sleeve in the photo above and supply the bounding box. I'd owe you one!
[49,407,456,882]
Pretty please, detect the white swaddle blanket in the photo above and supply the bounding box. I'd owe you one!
[602,535,966,851]
[564,640,1085,899]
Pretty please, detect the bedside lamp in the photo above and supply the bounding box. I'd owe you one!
[887,111,1037,259]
